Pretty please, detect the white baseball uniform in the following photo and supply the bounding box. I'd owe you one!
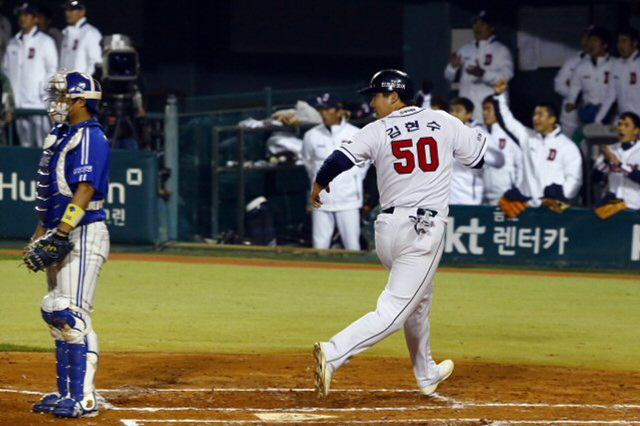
[595,50,640,123]
[450,121,487,205]
[2,26,58,147]
[593,140,640,209]
[302,118,366,250]
[60,17,102,76]
[444,36,514,123]
[554,51,586,138]
[322,106,487,389]
[495,93,583,207]
[483,121,524,205]
[567,54,613,122]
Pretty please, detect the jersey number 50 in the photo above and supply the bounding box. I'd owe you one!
[391,137,439,174]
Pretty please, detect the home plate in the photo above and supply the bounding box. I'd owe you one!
[256,413,336,421]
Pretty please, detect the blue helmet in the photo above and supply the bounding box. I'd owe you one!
[46,69,102,118]
[65,71,102,114]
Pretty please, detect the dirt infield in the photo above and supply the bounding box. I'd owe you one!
[1,352,639,425]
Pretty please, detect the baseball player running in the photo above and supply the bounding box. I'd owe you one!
[25,69,109,418]
[311,69,487,397]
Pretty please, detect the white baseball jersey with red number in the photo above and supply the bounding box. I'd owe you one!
[567,55,613,107]
[495,93,583,207]
[444,36,514,123]
[322,105,487,390]
[596,51,640,123]
[339,106,488,216]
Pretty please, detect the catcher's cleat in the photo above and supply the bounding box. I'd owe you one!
[313,342,332,398]
[420,359,454,396]
[52,394,98,418]
[32,393,64,413]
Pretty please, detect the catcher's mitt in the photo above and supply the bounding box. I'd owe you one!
[23,230,74,272]
[541,197,571,214]
[498,187,531,219]
[594,199,627,220]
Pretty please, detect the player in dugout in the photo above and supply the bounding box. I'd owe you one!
[492,80,583,218]
[592,111,640,219]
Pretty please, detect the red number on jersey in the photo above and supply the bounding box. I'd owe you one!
[391,137,439,174]
[391,139,415,174]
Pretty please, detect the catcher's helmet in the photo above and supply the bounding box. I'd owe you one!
[45,69,102,122]
[358,69,414,98]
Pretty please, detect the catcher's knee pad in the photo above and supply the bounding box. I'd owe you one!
[41,293,63,340]
[51,298,92,344]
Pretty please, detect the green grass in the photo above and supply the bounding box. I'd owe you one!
[1,259,638,371]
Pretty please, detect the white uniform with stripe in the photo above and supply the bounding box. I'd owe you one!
[595,50,640,123]
[449,121,487,205]
[494,93,583,207]
[593,141,640,209]
[2,26,58,147]
[302,118,367,250]
[482,121,524,205]
[323,106,487,389]
[60,17,102,76]
[444,35,514,123]
[554,51,586,138]
[567,54,613,122]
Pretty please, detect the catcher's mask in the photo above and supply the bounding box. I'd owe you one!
[45,69,102,124]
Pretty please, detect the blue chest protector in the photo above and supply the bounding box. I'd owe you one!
[36,118,111,229]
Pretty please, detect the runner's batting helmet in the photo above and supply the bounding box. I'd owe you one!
[358,69,414,98]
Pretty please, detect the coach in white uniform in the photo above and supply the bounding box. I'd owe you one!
[595,28,640,124]
[494,80,582,207]
[2,2,57,147]
[481,96,523,205]
[60,0,101,76]
[554,29,590,139]
[566,27,613,125]
[302,93,365,250]
[311,69,488,398]
[444,10,514,123]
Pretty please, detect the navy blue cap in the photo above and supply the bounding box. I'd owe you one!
[14,2,39,15]
[542,184,568,202]
[313,93,342,110]
[62,0,86,10]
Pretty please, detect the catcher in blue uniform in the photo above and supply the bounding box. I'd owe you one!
[25,69,110,418]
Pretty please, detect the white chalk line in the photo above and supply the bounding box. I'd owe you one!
[119,420,640,425]
[2,387,640,411]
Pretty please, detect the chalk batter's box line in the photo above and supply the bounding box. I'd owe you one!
[2,387,640,411]
[119,420,640,425]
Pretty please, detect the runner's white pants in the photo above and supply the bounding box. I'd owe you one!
[322,207,446,388]
[312,208,361,250]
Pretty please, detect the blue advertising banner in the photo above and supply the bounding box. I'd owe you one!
[0,147,158,244]
[443,206,640,270]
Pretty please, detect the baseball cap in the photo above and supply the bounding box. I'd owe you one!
[312,93,342,110]
[471,10,494,26]
[62,0,86,10]
[14,2,39,15]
